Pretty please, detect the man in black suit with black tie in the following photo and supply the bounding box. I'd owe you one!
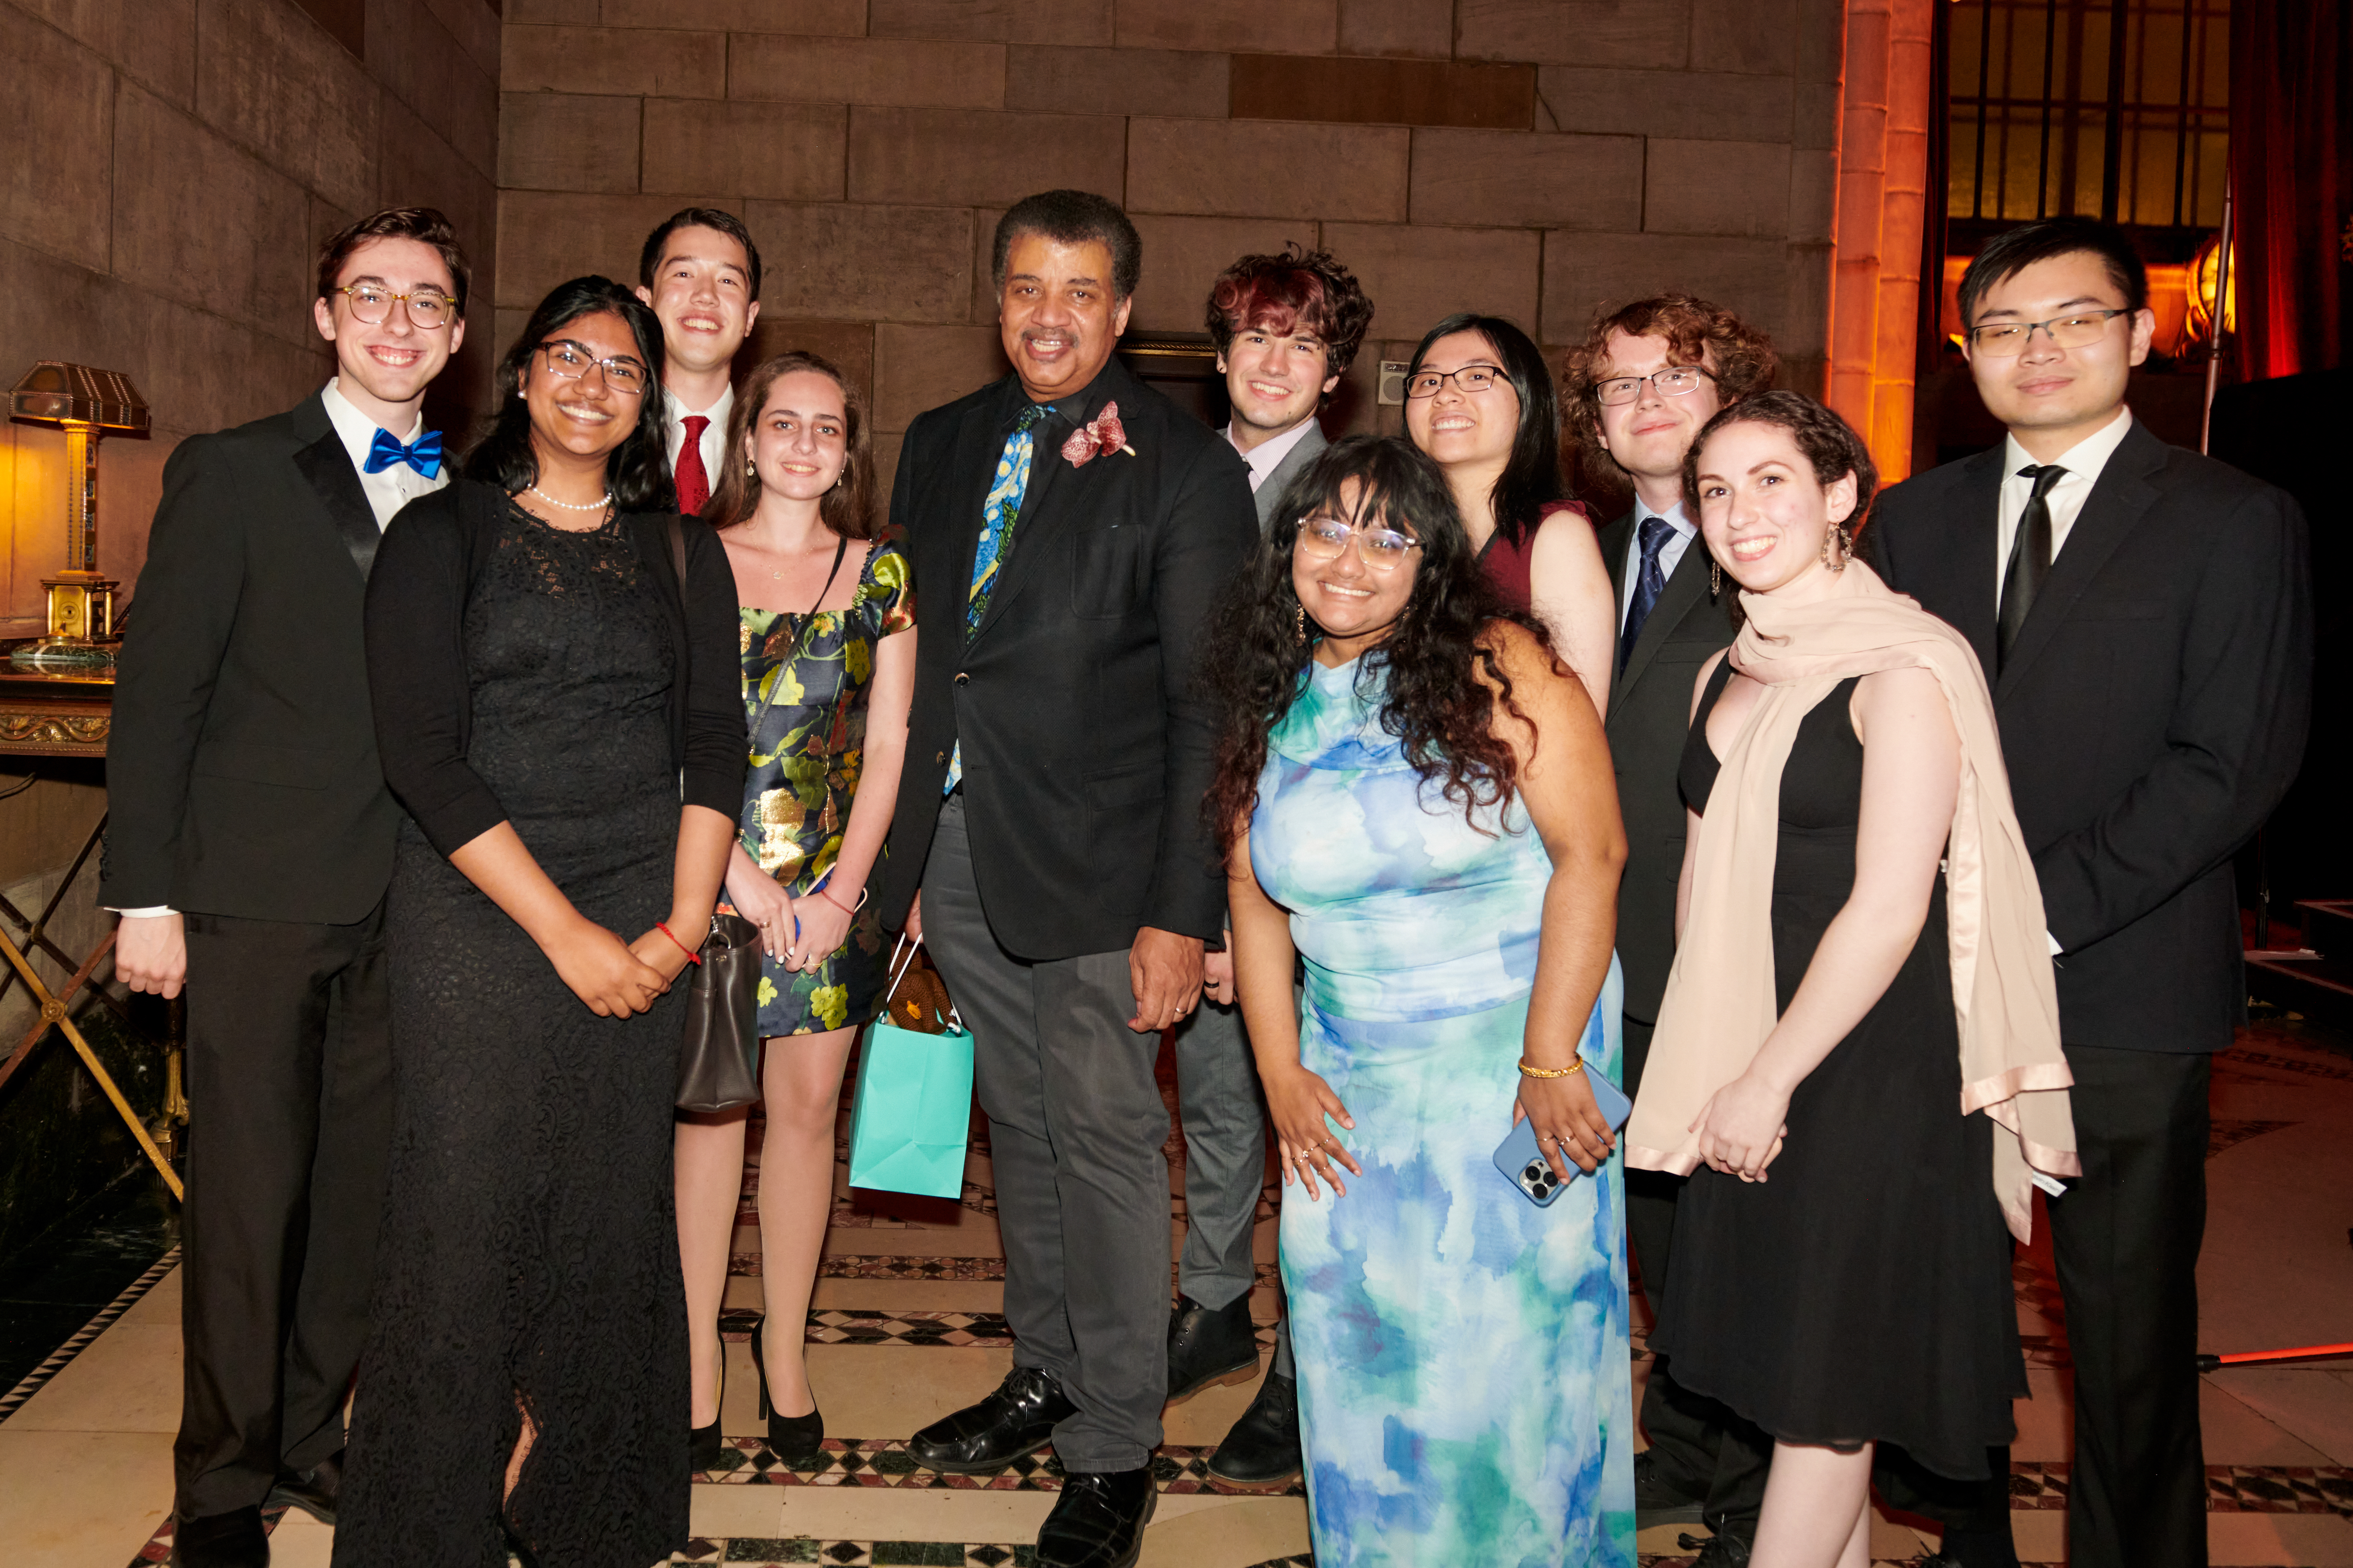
[1873,215,2311,1568]
[1562,295,1777,1562]
[875,190,1258,1568]
[104,209,469,1568]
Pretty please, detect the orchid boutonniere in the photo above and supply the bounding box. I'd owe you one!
[1061,401,1137,467]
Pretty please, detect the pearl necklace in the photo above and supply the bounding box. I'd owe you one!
[525,484,614,512]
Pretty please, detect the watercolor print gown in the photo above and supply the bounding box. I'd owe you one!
[1248,655,1637,1568]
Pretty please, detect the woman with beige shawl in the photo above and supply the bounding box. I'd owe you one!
[1628,393,2076,1568]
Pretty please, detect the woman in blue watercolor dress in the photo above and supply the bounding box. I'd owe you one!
[1205,434,1636,1568]
[672,352,916,1471]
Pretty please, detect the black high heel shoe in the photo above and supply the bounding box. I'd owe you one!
[748,1317,825,1465]
[689,1348,725,1472]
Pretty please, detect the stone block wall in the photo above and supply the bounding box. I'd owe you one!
[0,0,503,628]
[498,0,1848,504]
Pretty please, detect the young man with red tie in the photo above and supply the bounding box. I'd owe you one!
[636,208,762,516]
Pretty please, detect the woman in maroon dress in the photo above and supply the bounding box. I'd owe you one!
[1403,313,1613,718]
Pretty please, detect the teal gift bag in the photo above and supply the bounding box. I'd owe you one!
[847,936,975,1199]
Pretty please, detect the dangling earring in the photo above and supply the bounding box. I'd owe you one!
[745,457,756,478]
[1294,601,1307,646]
[1822,524,1852,571]
[1709,559,1723,599]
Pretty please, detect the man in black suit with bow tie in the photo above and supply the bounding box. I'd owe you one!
[875,190,1257,1568]
[1873,215,2311,1568]
[105,209,470,1568]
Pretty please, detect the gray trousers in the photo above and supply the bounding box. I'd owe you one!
[1173,998,1293,1380]
[921,797,1171,1471]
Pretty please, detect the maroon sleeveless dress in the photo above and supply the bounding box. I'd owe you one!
[1476,498,1595,609]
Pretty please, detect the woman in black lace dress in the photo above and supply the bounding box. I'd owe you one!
[340,278,742,1568]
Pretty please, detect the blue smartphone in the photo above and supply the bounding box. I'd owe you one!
[1493,1066,1633,1207]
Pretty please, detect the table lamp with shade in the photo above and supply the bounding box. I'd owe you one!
[8,361,148,670]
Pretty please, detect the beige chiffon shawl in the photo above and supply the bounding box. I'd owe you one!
[1624,560,2078,1243]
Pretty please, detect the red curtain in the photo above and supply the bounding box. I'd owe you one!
[2229,0,2353,380]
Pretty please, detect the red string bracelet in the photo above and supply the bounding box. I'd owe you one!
[818,882,865,916]
[655,921,703,966]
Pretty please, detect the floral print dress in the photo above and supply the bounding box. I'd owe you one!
[736,535,914,1037]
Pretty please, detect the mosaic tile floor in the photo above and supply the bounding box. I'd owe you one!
[6,1020,2353,1566]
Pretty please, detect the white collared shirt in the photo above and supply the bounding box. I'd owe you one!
[322,378,448,530]
[1226,418,1318,494]
[1995,404,2134,601]
[1618,498,1699,630]
[664,382,735,489]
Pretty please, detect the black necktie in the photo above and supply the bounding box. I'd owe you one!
[1617,515,1677,676]
[1998,464,2067,668]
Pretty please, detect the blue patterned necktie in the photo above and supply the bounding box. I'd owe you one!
[1617,514,1677,675]
[945,402,1052,793]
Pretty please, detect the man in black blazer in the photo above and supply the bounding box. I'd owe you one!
[105,209,470,1568]
[1563,295,1776,1558]
[1873,216,2311,1568]
[875,191,1257,1568]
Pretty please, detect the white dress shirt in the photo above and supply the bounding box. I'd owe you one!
[322,378,449,530]
[1226,417,1319,494]
[1994,404,2134,599]
[113,382,450,920]
[1618,498,1699,631]
[664,382,735,487]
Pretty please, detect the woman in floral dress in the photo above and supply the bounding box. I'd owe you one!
[673,352,916,1469]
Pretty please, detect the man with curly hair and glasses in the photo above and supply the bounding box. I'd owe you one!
[1559,293,1778,1565]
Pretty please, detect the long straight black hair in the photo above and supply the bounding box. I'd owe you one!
[462,276,677,515]
[1406,312,1565,550]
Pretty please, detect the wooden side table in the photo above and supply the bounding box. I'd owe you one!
[0,661,183,1198]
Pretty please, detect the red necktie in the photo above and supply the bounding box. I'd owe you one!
[675,413,711,518]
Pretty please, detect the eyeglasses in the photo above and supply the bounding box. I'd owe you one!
[1404,365,1505,399]
[534,340,649,395]
[1594,366,1716,406]
[1965,309,2131,356]
[334,284,458,329]
[1296,514,1423,573]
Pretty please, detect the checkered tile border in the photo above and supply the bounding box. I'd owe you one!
[694,1436,1305,1498]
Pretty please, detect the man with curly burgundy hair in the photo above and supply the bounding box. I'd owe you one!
[1203,246,1374,531]
[1172,245,1374,1496]
[1563,293,1778,1561]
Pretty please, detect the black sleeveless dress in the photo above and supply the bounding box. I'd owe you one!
[1651,661,2023,1480]
[339,501,691,1567]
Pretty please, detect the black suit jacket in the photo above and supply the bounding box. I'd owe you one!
[1873,418,2311,1052]
[1597,511,1733,1029]
[103,393,405,923]
[875,357,1258,960]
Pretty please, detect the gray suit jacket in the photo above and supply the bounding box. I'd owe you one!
[1597,511,1733,1057]
[1246,419,1329,535]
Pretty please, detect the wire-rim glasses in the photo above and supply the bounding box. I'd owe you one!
[334,284,457,329]
[1594,366,1716,406]
[1404,365,1505,399]
[534,339,650,395]
[1965,309,2131,356]
[1296,514,1423,573]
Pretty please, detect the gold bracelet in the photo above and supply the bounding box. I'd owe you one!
[1518,1057,1584,1079]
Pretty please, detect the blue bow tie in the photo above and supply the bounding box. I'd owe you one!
[364,427,442,479]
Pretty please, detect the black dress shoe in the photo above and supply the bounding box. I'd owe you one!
[1634,1449,1706,1527]
[1680,1531,1752,1568]
[748,1318,825,1465]
[1205,1371,1301,1492]
[907,1365,1076,1474]
[1035,1466,1156,1568]
[170,1506,268,1568]
[266,1448,343,1526]
[1165,1293,1258,1403]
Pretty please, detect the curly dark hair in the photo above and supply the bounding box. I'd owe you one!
[462,277,676,515]
[1560,294,1778,476]
[702,351,879,538]
[1405,314,1565,552]
[1204,244,1376,377]
[1204,434,1558,853]
[1681,390,1878,531]
[992,190,1142,300]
